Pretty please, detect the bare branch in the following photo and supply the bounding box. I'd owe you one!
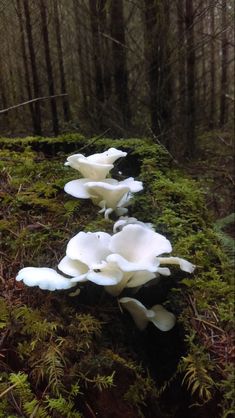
[0,94,68,115]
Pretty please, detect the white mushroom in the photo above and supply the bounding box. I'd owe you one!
[64,178,143,219]
[16,267,76,291]
[108,224,172,272]
[65,148,127,180]
[119,297,176,331]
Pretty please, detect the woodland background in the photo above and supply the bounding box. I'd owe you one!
[0,0,234,159]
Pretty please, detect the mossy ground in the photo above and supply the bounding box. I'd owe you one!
[0,134,234,417]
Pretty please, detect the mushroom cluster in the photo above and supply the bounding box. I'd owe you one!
[16,148,195,332]
[64,148,143,218]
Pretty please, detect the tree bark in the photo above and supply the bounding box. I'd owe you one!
[200,10,207,122]
[53,0,71,122]
[72,0,89,114]
[144,0,172,138]
[161,0,173,143]
[89,0,105,124]
[144,0,158,134]
[98,0,111,101]
[110,0,131,130]
[209,0,216,128]
[0,55,9,129]
[23,0,42,135]
[16,0,36,132]
[177,0,186,146]
[220,0,228,127]
[40,0,59,135]
[185,0,195,157]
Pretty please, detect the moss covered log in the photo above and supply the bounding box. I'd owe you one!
[0,134,234,417]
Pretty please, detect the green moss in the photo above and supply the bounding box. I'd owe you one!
[0,134,234,417]
[0,296,159,417]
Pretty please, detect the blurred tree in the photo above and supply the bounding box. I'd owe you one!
[16,0,36,132]
[89,0,105,126]
[209,0,216,128]
[177,0,186,148]
[143,0,173,144]
[185,0,195,157]
[40,0,59,135]
[22,0,42,135]
[220,0,228,127]
[110,0,131,130]
[53,0,71,122]
[0,0,233,152]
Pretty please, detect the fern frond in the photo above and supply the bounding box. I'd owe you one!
[79,371,115,391]
[23,398,49,418]
[8,372,49,417]
[181,353,214,404]
[214,213,235,264]
[46,395,82,418]
[32,338,66,395]
[13,305,58,339]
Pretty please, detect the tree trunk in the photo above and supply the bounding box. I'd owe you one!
[89,0,105,126]
[209,0,216,128]
[200,11,207,124]
[220,0,228,127]
[0,55,9,129]
[98,0,111,101]
[40,0,59,135]
[23,0,42,135]
[110,0,131,130]
[177,0,186,148]
[185,0,195,157]
[144,0,172,138]
[72,0,89,115]
[161,0,173,144]
[16,0,36,132]
[53,0,71,122]
[144,0,158,134]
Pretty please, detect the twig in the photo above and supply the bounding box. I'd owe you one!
[192,317,224,333]
[75,128,111,153]
[146,123,178,164]
[215,134,230,146]
[0,383,18,399]
[0,94,68,114]
[85,402,97,418]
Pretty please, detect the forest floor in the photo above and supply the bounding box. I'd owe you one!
[0,132,234,418]
[184,130,234,220]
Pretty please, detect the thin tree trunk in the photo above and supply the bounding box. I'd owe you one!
[220,0,228,127]
[145,0,172,136]
[99,0,111,101]
[0,56,9,129]
[23,0,42,135]
[161,0,173,144]
[6,37,17,104]
[16,0,36,132]
[110,0,131,130]
[53,0,70,122]
[40,0,59,135]
[89,0,105,124]
[0,63,7,110]
[209,0,215,128]
[185,0,195,157]
[177,0,186,147]
[200,12,207,123]
[73,0,88,114]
